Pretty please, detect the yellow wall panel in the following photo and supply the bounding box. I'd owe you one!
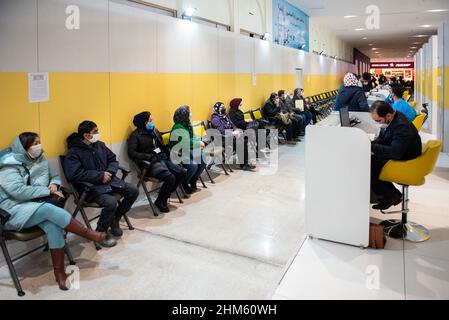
[445,67,449,110]
[0,73,39,150]
[192,74,219,125]
[39,73,111,158]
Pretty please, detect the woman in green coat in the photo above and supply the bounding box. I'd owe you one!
[169,106,207,193]
[0,133,109,290]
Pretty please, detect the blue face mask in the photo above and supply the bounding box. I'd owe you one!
[147,122,155,131]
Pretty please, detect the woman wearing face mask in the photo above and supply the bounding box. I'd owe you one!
[169,106,207,194]
[211,102,256,171]
[128,111,187,213]
[0,132,109,291]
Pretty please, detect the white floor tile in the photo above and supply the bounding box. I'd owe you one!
[274,238,405,300]
[405,253,449,300]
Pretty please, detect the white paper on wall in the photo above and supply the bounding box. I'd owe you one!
[28,72,49,103]
[252,73,257,86]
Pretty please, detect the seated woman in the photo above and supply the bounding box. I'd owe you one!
[211,102,256,171]
[169,106,207,194]
[128,112,187,213]
[0,133,108,291]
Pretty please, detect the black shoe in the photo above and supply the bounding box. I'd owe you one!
[190,179,199,192]
[155,200,170,213]
[372,195,402,211]
[95,231,117,248]
[182,183,193,195]
[110,217,123,238]
[240,164,256,171]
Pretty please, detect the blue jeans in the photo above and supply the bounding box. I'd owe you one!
[183,160,207,185]
[23,203,72,249]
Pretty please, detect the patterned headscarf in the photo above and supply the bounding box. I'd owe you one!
[213,102,233,127]
[344,73,359,87]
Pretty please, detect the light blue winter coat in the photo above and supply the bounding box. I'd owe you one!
[0,137,60,231]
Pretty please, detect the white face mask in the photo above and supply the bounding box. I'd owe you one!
[189,113,193,121]
[89,133,100,143]
[28,144,42,159]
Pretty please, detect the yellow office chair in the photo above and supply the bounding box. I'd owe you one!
[379,140,442,242]
[161,131,170,146]
[410,101,417,110]
[244,111,253,121]
[413,113,426,131]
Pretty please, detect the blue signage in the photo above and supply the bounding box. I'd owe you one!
[273,0,309,51]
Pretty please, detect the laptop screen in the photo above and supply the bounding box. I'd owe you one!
[340,106,351,127]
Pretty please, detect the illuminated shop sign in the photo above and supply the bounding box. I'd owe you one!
[370,62,415,69]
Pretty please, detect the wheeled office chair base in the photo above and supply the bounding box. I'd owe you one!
[381,220,430,242]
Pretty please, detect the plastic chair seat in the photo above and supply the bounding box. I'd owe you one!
[379,140,442,186]
[4,227,45,242]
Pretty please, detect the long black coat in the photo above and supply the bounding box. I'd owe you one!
[64,133,125,199]
[372,112,422,163]
[229,109,247,130]
[127,128,169,164]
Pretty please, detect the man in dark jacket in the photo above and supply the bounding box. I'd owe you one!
[64,121,139,245]
[334,73,369,112]
[128,112,187,213]
[370,101,422,210]
[262,93,296,144]
[279,90,302,139]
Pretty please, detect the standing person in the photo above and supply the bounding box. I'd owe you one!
[0,133,111,291]
[370,101,422,210]
[65,121,139,239]
[333,73,369,112]
[128,112,187,213]
[170,106,207,193]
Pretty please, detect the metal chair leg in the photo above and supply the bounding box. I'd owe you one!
[141,181,159,217]
[199,176,207,188]
[64,244,76,266]
[175,189,184,204]
[79,208,102,251]
[0,239,25,297]
[123,214,134,230]
[205,168,215,184]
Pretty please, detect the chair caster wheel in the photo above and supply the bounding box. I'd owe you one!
[18,291,25,297]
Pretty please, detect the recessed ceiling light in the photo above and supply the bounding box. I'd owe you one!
[362,37,368,40]
[344,15,357,18]
[355,28,365,31]
[410,46,417,49]
[420,25,432,28]
[426,9,449,13]
[368,43,373,46]
[412,35,428,38]
[371,48,379,50]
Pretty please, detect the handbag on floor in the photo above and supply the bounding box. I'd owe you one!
[369,223,387,249]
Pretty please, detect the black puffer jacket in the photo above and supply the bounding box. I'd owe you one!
[127,128,169,165]
[334,86,369,112]
[64,133,125,199]
[229,109,247,130]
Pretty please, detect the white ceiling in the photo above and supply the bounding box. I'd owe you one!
[289,0,449,59]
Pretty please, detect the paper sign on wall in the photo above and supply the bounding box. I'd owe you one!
[28,72,49,103]
[252,73,257,86]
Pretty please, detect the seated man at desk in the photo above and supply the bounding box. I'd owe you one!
[370,101,422,210]
[391,87,417,122]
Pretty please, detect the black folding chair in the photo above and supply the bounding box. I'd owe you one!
[0,209,75,297]
[59,156,134,251]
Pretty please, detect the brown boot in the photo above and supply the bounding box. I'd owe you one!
[65,218,106,243]
[50,249,69,291]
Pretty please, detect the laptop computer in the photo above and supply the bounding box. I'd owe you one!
[340,106,361,128]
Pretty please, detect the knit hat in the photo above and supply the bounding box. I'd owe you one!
[230,98,242,110]
[133,111,151,131]
[344,73,359,87]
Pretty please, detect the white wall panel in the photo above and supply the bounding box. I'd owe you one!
[109,1,157,73]
[234,36,253,74]
[255,39,273,74]
[156,16,192,73]
[38,0,109,72]
[0,0,38,72]
[218,29,236,74]
[191,24,219,74]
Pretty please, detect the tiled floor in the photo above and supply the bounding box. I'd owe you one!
[0,143,448,300]
[274,152,449,300]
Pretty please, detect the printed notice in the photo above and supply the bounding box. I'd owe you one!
[28,72,49,103]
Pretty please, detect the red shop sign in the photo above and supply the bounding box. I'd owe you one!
[370,62,415,69]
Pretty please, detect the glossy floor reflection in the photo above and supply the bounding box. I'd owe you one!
[275,153,449,300]
[0,143,306,299]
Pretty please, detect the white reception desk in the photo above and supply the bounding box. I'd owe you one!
[305,112,380,248]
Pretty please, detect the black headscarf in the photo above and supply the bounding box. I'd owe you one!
[133,112,151,132]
